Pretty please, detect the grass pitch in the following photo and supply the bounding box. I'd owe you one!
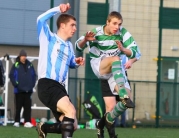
[0,125,178,138]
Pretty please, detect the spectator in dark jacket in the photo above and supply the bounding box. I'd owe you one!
[9,50,36,128]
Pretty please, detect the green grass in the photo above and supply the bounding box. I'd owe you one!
[0,126,179,138]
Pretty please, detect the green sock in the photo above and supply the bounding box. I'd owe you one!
[112,61,127,98]
[118,87,127,98]
[107,101,126,123]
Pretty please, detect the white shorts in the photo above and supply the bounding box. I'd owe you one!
[90,58,130,94]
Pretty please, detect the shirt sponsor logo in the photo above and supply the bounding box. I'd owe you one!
[99,49,120,57]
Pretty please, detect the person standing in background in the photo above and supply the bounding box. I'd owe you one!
[9,49,36,128]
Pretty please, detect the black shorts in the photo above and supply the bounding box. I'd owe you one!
[100,79,120,101]
[100,71,130,101]
[37,78,69,121]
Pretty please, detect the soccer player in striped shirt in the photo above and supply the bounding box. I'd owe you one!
[36,3,84,138]
[75,11,139,138]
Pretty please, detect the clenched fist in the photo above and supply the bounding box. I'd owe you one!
[59,3,71,13]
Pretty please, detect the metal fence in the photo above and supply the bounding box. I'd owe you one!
[68,78,179,128]
[1,67,179,127]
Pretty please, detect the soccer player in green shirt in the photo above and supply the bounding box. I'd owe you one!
[75,11,139,138]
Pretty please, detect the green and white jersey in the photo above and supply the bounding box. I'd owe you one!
[75,25,138,59]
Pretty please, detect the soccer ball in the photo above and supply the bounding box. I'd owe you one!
[48,117,57,123]
[40,117,47,123]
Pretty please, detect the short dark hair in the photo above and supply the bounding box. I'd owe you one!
[56,14,76,29]
[107,11,123,22]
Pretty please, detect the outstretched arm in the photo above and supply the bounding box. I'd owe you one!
[115,41,132,57]
[78,31,96,48]
[69,42,85,68]
[69,56,85,69]
[119,27,138,59]
[75,57,85,66]
[124,58,137,69]
[75,31,96,52]
[124,47,141,69]
[37,3,70,40]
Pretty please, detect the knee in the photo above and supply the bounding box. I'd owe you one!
[57,100,76,118]
[113,56,120,61]
[70,107,76,117]
[105,101,116,112]
[106,105,115,112]
[66,104,76,118]
[73,118,78,130]
[73,125,77,131]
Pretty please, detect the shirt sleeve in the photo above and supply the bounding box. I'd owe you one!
[9,64,18,87]
[69,42,80,68]
[75,35,89,52]
[37,6,60,42]
[120,27,139,59]
[135,46,141,60]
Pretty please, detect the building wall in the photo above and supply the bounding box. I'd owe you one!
[0,46,39,57]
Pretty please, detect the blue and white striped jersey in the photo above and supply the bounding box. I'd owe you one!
[37,6,78,83]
